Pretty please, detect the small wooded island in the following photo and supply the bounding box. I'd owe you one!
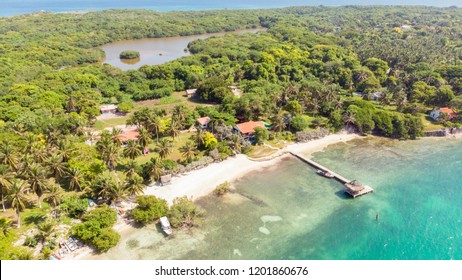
[119,50,140,59]
[1,6,462,260]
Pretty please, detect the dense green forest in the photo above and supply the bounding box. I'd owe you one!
[1,6,462,259]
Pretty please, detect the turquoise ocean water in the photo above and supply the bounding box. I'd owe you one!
[1,0,461,17]
[96,137,462,260]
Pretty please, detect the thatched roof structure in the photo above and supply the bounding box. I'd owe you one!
[344,180,365,193]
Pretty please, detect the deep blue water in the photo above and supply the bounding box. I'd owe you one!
[1,0,460,17]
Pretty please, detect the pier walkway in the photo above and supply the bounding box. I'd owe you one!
[289,152,373,198]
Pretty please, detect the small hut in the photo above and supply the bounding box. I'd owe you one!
[344,180,365,197]
[343,180,373,198]
[160,174,172,186]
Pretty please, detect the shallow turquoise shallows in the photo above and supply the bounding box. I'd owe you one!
[97,137,462,260]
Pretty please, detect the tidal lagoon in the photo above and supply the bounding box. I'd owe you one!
[93,136,462,260]
[99,28,265,70]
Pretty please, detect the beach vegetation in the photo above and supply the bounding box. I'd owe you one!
[254,127,269,145]
[81,206,117,228]
[214,182,231,196]
[131,195,168,224]
[2,5,462,256]
[126,239,139,249]
[71,207,120,253]
[290,115,312,132]
[59,196,88,219]
[168,196,205,228]
[23,235,39,248]
[0,217,12,237]
[93,228,120,252]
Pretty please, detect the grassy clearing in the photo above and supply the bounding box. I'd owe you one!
[134,131,195,165]
[94,116,130,130]
[421,115,444,132]
[135,91,217,110]
[0,202,52,259]
[158,96,182,105]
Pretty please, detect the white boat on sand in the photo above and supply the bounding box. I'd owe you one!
[160,216,173,235]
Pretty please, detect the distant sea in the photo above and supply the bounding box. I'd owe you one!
[1,0,461,17]
[95,137,462,260]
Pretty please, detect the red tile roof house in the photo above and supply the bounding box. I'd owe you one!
[118,130,140,142]
[429,107,458,121]
[234,121,266,140]
[196,116,211,129]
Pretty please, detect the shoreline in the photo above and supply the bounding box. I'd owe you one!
[144,132,362,204]
[64,131,361,260]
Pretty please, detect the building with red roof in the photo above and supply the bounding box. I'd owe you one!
[118,130,140,142]
[234,121,266,140]
[429,107,458,121]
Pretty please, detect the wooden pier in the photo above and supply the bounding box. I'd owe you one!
[289,152,373,198]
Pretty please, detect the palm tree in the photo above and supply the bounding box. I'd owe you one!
[270,112,286,133]
[27,164,48,209]
[156,138,172,159]
[0,217,12,237]
[137,127,151,151]
[29,142,48,164]
[111,127,124,148]
[0,165,12,212]
[94,172,127,203]
[18,154,35,179]
[37,219,55,244]
[110,181,128,205]
[123,140,142,160]
[146,156,164,182]
[322,83,339,102]
[0,141,19,171]
[194,128,206,148]
[172,104,187,123]
[46,153,67,181]
[97,134,120,171]
[45,129,59,149]
[44,183,64,219]
[308,98,321,116]
[167,120,181,142]
[180,141,198,162]
[125,173,145,197]
[66,167,85,192]
[282,82,300,105]
[11,248,36,260]
[56,140,73,162]
[7,179,29,228]
[96,131,113,154]
[148,116,164,143]
[123,160,140,178]
[228,134,243,154]
[104,143,120,171]
[23,133,37,154]
[343,110,356,130]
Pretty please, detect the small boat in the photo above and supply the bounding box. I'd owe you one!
[159,216,173,236]
[316,169,334,178]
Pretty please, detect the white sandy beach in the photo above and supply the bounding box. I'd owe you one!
[144,132,361,204]
[62,132,361,260]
